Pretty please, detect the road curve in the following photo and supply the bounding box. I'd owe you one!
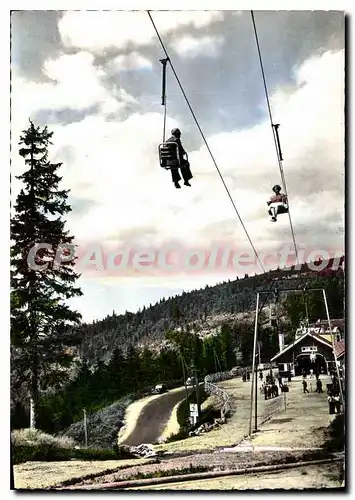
[120,385,198,446]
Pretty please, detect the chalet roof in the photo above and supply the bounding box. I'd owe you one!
[318,334,333,343]
[271,331,333,362]
[334,340,345,358]
[295,320,344,339]
[309,319,345,329]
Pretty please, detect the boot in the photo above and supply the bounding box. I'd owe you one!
[184,181,191,186]
[174,182,181,189]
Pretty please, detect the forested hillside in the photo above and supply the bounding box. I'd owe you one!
[77,257,344,363]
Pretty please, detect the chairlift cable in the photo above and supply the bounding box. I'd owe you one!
[147,10,266,274]
[250,11,299,266]
[163,103,167,143]
[160,57,169,143]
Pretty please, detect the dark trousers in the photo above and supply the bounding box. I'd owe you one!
[171,161,193,184]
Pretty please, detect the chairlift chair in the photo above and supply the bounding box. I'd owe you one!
[159,141,189,170]
[158,142,180,169]
[276,202,289,215]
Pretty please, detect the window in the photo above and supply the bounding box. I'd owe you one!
[301,346,318,353]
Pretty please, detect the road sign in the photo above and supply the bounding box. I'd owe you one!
[189,403,198,416]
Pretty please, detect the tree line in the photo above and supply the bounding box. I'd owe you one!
[14,323,241,434]
[77,271,344,364]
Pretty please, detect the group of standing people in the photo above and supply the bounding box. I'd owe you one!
[302,371,323,394]
[262,382,279,400]
[302,371,343,415]
[260,371,280,400]
[327,372,343,414]
[327,390,342,414]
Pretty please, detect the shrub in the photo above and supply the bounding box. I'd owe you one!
[11,429,134,465]
[165,389,212,443]
[130,464,209,480]
[12,444,133,465]
[11,428,76,449]
[164,428,189,443]
[322,414,345,452]
[59,396,133,449]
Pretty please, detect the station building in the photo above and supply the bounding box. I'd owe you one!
[271,319,345,376]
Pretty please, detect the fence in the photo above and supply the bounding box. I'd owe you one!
[203,364,277,420]
[204,371,234,418]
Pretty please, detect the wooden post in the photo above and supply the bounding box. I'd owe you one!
[30,398,35,428]
[249,293,260,436]
[10,437,14,489]
[255,355,258,432]
[322,289,345,411]
[180,351,189,406]
[83,409,88,446]
[194,367,200,420]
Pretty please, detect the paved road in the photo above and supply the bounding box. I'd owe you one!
[121,385,201,446]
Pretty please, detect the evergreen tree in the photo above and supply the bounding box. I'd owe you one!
[124,345,141,391]
[258,326,279,361]
[190,333,204,377]
[202,337,218,374]
[281,294,305,331]
[11,121,83,428]
[171,303,183,323]
[219,324,235,370]
[156,347,181,382]
[106,347,125,399]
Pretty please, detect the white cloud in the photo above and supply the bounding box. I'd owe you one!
[173,35,224,58]
[58,11,224,52]
[64,52,342,262]
[10,51,138,191]
[11,47,344,299]
[269,50,345,161]
[107,52,153,73]
[11,52,137,129]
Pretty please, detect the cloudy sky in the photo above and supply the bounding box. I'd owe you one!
[10,10,345,322]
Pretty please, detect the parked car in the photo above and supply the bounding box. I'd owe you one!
[186,377,196,386]
[151,384,167,394]
[231,366,242,376]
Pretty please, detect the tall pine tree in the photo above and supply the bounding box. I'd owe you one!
[11,121,83,428]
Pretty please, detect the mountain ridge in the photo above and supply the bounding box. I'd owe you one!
[76,256,344,362]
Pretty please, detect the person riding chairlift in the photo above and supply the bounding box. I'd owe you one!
[267,184,288,222]
[166,128,193,189]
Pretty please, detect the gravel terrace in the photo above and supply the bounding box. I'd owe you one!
[64,373,339,489]
[128,462,343,490]
[155,369,285,453]
[14,458,155,490]
[64,450,330,487]
[248,374,334,448]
